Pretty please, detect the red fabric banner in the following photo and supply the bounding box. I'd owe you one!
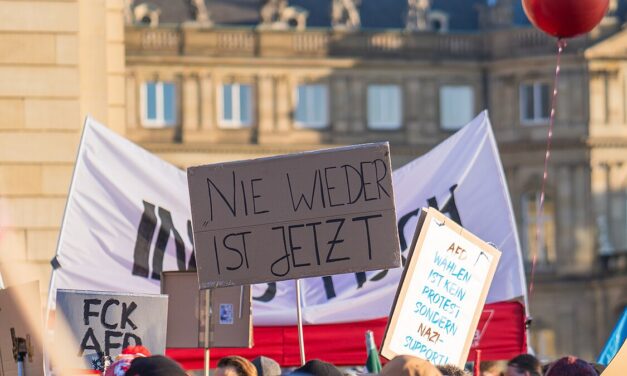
[167,301,526,369]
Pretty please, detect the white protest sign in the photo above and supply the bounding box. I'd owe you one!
[187,143,401,288]
[55,290,168,367]
[381,208,501,367]
[602,340,627,376]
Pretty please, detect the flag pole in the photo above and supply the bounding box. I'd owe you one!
[204,349,210,376]
[295,279,306,365]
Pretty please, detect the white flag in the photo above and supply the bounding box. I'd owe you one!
[48,117,195,311]
[48,112,527,325]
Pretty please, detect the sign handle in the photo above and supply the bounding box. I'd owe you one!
[474,349,481,376]
[239,286,244,319]
[204,348,210,376]
[203,288,212,376]
[295,279,306,366]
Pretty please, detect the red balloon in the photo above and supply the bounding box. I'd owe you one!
[522,0,609,38]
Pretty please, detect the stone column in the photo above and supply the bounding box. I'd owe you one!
[182,74,200,133]
[331,76,349,133]
[200,73,215,132]
[257,74,275,133]
[609,163,626,249]
[556,165,574,271]
[420,78,438,135]
[126,73,138,130]
[406,77,421,143]
[276,76,291,132]
[349,77,365,132]
[573,164,594,268]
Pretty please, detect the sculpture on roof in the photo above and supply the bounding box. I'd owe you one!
[332,0,361,31]
[406,0,431,31]
[260,0,308,30]
[191,0,213,26]
[131,2,162,27]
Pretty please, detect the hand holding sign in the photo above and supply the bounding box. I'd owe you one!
[0,281,44,376]
[381,208,501,367]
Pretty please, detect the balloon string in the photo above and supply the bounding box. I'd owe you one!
[529,38,567,297]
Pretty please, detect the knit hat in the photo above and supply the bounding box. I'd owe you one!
[545,356,597,376]
[252,356,282,376]
[124,355,188,376]
[291,359,343,376]
[104,346,151,376]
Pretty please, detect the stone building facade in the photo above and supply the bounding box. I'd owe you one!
[1,0,627,362]
[0,0,125,291]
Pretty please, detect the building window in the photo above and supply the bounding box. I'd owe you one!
[220,83,252,128]
[520,82,550,124]
[440,85,474,130]
[141,81,177,128]
[295,84,329,129]
[367,85,402,130]
[521,192,557,265]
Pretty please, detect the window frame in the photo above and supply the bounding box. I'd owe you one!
[140,81,177,128]
[366,84,403,131]
[519,81,551,125]
[219,83,253,129]
[439,84,475,131]
[294,84,329,129]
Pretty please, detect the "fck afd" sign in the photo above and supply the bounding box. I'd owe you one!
[56,290,168,364]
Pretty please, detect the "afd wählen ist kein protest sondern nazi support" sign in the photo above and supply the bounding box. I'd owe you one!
[187,143,401,289]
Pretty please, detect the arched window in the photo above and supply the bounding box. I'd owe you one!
[521,191,557,265]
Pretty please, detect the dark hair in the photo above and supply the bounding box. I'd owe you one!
[291,359,343,376]
[217,356,258,376]
[436,364,469,376]
[507,354,542,376]
[545,356,597,376]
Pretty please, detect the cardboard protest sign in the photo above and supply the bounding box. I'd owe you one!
[55,290,168,367]
[381,208,501,367]
[602,340,627,376]
[160,271,252,348]
[187,143,400,288]
[0,281,44,376]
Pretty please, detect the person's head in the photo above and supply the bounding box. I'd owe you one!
[291,359,343,376]
[379,355,442,376]
[544,356,597,376]
[481,361,506,376]
[216,356,258,376]
[251,356,281,376]
[436,364,469,376]
[124,355,187,376]
[506,354,542,376]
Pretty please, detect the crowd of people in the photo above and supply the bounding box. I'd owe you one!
[97,346,608,376]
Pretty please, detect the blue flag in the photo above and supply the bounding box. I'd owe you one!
[598,307,627,365]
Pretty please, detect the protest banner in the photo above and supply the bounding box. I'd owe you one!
[55,290,168,368]
[187,143,400,288]
[381,207,501,367]
[47,113,527,364]
[602,339,627,375]
[160,271,252,348]
[0,281,44,376]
